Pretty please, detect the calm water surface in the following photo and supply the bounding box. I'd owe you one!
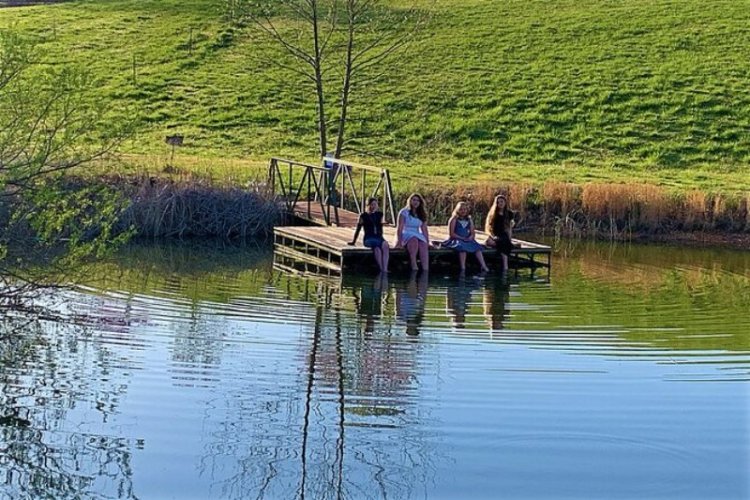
[1,240,748,499]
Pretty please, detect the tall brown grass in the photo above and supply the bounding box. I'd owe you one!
[402,180,748,240]
[118,176,280,239]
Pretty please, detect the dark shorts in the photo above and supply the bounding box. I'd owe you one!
[364,236,386,249]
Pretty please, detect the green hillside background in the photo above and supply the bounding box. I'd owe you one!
[3,0,749,193]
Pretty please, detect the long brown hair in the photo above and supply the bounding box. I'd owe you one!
[403,193,427,222]
[485,194,511,233]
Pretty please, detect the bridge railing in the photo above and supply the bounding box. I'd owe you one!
[268,156,396,227]
[322,157,396,226]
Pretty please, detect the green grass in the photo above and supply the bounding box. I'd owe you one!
[2,0,750,194]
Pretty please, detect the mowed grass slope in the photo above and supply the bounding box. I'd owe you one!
[3,0,750,193]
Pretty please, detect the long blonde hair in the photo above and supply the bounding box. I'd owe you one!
[451,201,472,219]
[485,194,511,233]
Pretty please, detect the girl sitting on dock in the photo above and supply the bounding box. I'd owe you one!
[442,202,490,273]
[484,194,515,272]
[396,193,431,271]
[349,197,390,273]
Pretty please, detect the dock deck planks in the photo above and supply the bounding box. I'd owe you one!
[274,225,552,274]
[289,202,360,227]
[277,225,549,254]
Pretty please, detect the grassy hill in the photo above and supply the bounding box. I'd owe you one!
[2,0,750,193]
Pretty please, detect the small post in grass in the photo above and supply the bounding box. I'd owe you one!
[165,134,184,166]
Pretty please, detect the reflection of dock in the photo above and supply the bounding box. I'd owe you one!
[269,156,551,276]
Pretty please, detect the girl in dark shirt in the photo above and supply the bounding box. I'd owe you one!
[349,197,390,272]
[484,194,515,272]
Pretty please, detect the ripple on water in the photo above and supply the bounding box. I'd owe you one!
[4,242,747,499]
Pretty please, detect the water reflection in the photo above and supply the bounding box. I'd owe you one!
[483,277,511,332]
[445,275,477,329]
[0,320,138,499]
[352,272,388,334]
[395,271,429,337]
[0,240,748,499]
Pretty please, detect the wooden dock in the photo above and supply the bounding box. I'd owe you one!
[268,157,552,276]
[273,225,551,276]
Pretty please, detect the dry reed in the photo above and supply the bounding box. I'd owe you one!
[406,180,747,240]
[119,176,280,239]
[681,190,708,229]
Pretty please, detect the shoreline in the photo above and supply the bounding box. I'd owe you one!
[631,231,750,251]
[10,174,747,249]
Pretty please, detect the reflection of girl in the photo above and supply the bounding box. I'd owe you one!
[396,193,431,272]
[396,271,428,336]
[483,278,510,331]
[350,197,390,272]
[443,202,490,273]
[446,276,477,329]
[484,194,515,272]
[355,273,388,334]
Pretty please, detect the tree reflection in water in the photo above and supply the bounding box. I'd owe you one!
[197,272,439,499]
[0,318,138,499]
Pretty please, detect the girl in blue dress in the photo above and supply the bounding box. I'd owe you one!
[349,197,390,272]
[443,202,490,273]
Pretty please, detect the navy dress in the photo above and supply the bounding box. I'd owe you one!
[359,211,385,249]
[443,217,482,253]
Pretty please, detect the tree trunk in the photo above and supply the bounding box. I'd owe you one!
[334,1,355,159]
[311,0,328,157]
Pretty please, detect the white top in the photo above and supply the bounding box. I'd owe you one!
[398,208,428,244]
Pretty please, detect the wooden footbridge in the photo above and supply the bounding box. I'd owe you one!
[269,157,551,276]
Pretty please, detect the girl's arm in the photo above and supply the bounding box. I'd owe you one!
[396,211,405,247]
[349,216,362,245]
[507,212,514,240]
[448,217,459,240]
[469,218,476,240]
[422,221,432,247]
[375,212,384,237]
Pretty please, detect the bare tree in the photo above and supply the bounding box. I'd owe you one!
[234,0,428,159]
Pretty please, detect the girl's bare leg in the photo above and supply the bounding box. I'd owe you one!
[381,241,390,272]
[373,247,383,271]
[458,252,467,272]
[406,239,419,271]
[418,240,429,271]
[475,250,490,272]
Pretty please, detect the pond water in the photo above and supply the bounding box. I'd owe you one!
[0,240,748,499]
